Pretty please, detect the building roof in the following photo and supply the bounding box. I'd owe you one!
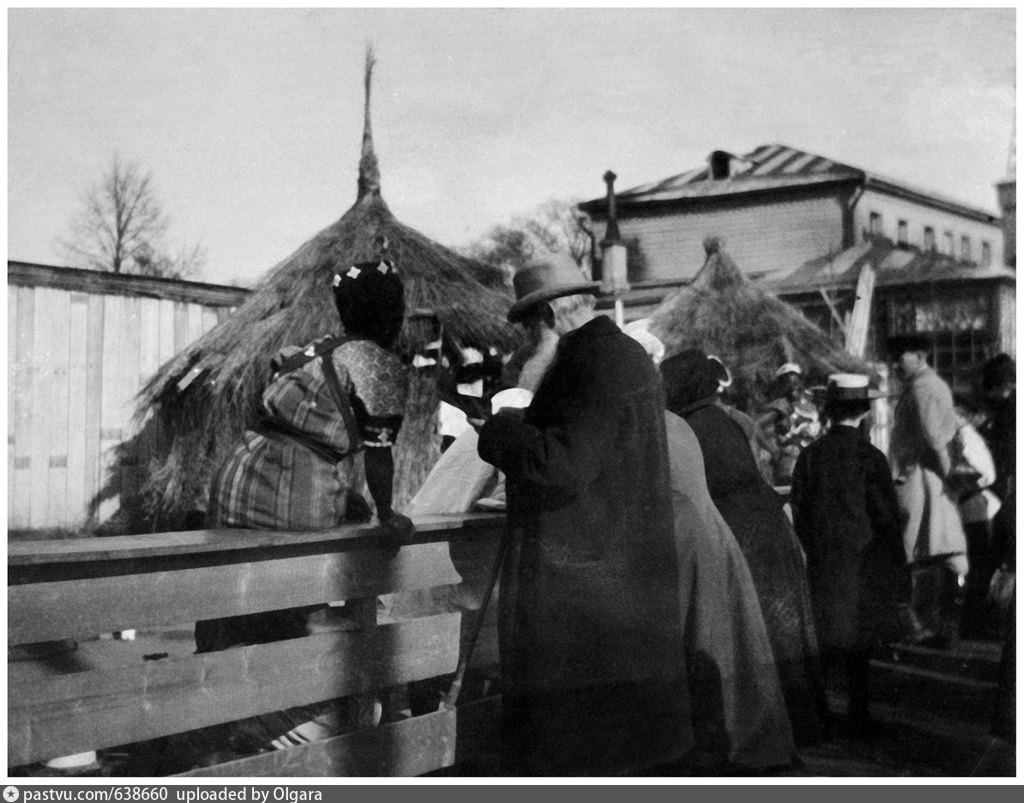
[581,144,999,223]
[763,238,1017,296]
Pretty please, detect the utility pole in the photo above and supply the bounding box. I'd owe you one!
[600,170,629,327]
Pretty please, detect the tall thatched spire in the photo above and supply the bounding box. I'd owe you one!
[357,44,381,200]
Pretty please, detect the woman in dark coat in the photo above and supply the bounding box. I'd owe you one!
[660,349,826,747]
[790,375,905,739]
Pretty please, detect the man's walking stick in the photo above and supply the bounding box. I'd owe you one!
[439,522,512,711]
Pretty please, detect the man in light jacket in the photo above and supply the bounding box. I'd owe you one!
[887,334,968,648]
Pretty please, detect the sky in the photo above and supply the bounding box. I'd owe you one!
[6,5,1017,287]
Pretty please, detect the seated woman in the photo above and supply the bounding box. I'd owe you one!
[192,257,414,754]
[660,350,826,747]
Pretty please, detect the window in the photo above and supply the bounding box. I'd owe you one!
[869,212,882,236]
[961,236,971,262]
[897,220,908,245]
[881,291,994,390]
[943,231,954,255]
[924,226,935,251]
[982,241,992,266]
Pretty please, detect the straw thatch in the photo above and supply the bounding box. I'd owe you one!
[648,237,868,413]
[136,49,521,523]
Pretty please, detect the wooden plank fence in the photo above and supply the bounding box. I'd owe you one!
[7,512,506,777]
[7,262,250,532]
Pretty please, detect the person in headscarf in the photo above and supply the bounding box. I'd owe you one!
[624,331,795,770]
[192,257,415,754]
[661,349,826,747]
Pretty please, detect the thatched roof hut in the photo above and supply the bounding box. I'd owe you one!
[647,237,867,413]
[137,50,520,523]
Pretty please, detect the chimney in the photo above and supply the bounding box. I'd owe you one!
[709,150,732,180]
[996,119,1015,268]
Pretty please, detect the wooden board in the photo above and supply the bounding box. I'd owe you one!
[28,287,56,529]
[8,512,505,565]
[12,285,36,528]
[8,287,21,524]
[46,288,71,527]
[8,614,460,766]
[65,294,90,530]
[157,298,176,367]
[83,294,105,523]
[136,297,163,492]
[98,293,125,523]
[187,302,204,346]
[173,300,189,355]
[9,262,249,308]
[179,707,459,778]
[120,295,143,515]
[9,541,463,645]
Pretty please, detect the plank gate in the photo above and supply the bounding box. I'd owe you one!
[8,513,506,777]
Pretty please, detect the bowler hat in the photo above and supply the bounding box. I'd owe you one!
[826,373,884,401]
[886,333,931,358]
[507,255,601,323]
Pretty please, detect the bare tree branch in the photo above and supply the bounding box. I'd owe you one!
[462,198,591,279]
[57,154,202,279]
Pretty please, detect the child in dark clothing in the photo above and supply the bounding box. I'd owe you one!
[791,374,906,741]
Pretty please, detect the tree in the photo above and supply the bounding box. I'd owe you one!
[464,198,593,280]
[59,154,205,279]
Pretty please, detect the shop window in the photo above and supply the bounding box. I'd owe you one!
[883,292,993,387]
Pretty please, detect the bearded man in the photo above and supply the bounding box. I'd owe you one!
[477,255,691,776]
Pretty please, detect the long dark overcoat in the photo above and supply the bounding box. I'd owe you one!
[676,399,825,747]
[790,425,906,652]
[478,315,690,774]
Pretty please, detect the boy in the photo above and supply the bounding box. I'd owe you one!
[791,374,905,740]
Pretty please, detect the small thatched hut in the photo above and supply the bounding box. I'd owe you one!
[137,50,520,524]
[648,237,868,413]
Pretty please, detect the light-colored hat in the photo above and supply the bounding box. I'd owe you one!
[775,362,802,378]
[826,373,883,401]
[507,254,601,323]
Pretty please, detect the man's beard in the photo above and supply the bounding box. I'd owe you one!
[517,327,560,393]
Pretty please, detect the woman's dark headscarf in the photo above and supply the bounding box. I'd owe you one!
[660,348,722,416]
[333,259,406,347]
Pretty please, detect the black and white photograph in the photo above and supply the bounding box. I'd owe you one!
[5,4,1017,781]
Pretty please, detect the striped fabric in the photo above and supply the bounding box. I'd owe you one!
[208,338,408,530]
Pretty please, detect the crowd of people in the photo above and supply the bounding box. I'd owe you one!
[190,252,1014,775]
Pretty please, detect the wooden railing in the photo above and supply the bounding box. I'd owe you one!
[7,513,506,777]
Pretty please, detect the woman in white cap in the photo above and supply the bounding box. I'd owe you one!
[790,374,905,741]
